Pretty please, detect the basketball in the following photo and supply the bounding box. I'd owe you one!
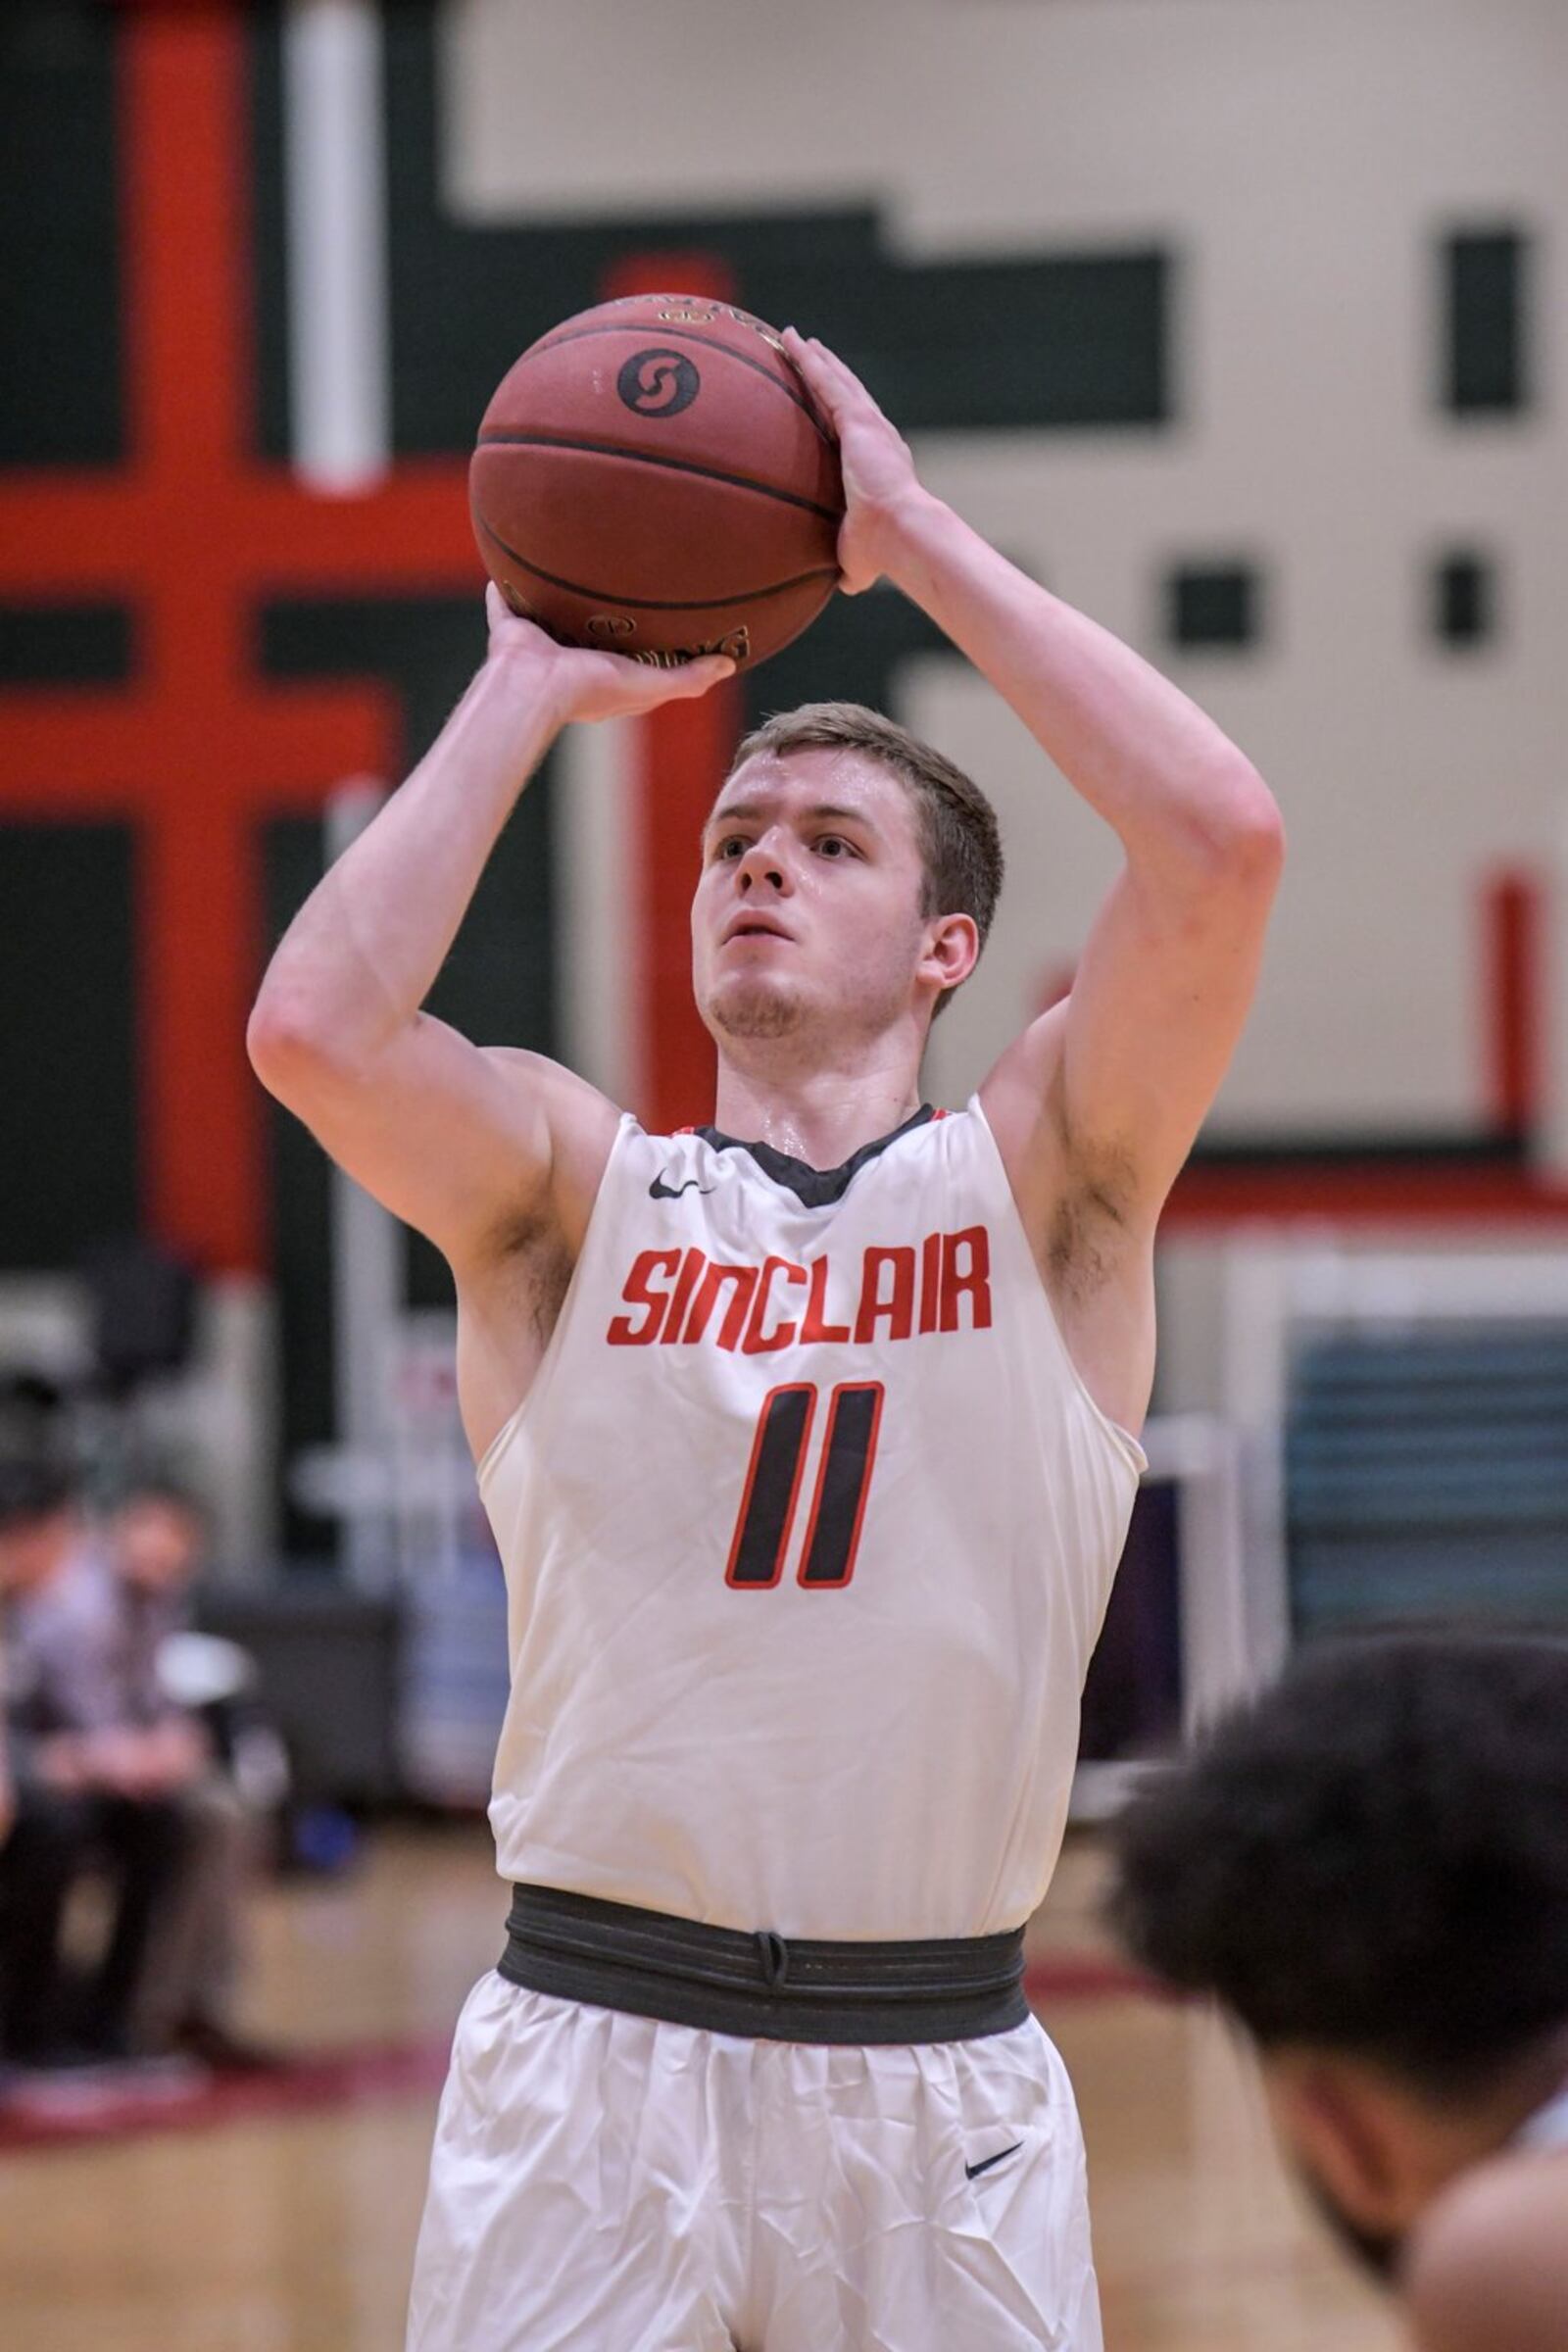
[469,294,845,672]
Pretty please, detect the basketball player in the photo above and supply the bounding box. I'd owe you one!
[249,329,1282,2350]
[1108,1632,1568,2352]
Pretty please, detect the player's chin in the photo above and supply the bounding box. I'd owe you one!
[704,972,808,1043]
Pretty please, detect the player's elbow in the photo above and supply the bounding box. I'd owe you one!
[1194,760,1285,899]
[246,984,351,1104]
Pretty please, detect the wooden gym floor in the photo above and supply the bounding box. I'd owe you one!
[1,1824,1399,2352]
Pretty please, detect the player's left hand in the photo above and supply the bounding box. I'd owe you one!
[782,328,923,595]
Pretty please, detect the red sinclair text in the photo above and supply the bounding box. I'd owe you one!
[607,1228,993,1351]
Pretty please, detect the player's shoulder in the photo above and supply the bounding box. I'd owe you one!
[980,1002,1149,1249]
[480,1044,614,1107]
[976,1006,1070,1184]
[1404,2150,1568,2352]
[476,1049,625,1229]
[478,1049,621,1141]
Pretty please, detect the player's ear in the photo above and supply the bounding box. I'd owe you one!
[920,912,979,998]
[1268,2053,1407,2230]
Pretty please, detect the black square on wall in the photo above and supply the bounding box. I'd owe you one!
[1433,552,1496,647]
[1167,564,1260,650]
[1443,229,1529,416]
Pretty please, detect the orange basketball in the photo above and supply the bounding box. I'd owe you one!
[469,295,844,673]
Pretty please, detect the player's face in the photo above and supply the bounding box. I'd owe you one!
[692,748,934,1052]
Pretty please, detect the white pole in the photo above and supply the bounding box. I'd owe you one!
[282,4,399,1581]
[324,782,401,1588]
[282,0,391,491]
[554,716,643,1109]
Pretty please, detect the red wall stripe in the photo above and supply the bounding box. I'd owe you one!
[1484,866,1542,1136]
[1164,1160,1568,1227]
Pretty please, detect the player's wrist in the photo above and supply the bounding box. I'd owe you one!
[476,632,575,738]
[863,483,950,592]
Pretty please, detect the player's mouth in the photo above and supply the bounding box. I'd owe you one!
[721,913,795,946]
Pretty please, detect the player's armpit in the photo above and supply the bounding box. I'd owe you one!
[248,1009,619,1271]
[1404,2154,1568,2352]
[982,796,1282,1242]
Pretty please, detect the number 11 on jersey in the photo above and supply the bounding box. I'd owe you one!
[724,1381,886,1592]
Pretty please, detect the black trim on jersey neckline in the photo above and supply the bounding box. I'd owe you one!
[692,1103,938,1207]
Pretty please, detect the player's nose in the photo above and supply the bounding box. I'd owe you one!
[735,834,792,893]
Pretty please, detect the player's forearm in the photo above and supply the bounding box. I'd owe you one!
[883,492,1280,882]
[251,661,561,1071]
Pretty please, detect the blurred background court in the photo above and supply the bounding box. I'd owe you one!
[1,0,1565,2344]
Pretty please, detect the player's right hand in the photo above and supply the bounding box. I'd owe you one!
[484,584,735,724]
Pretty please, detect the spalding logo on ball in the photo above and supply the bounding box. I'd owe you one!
[470,294,845,672]
[616,349,701,418]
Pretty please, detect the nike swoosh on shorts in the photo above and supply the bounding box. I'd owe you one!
[964,2140,1023,2180]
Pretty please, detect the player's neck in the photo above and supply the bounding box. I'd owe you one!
[710,1054,925,1171]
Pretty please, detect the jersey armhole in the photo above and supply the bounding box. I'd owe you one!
[474,1109,643,1494]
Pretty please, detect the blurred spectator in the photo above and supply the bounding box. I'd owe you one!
[105,1478,282,2071]
[0,1459,191,2065]
[0,1652,12,1852]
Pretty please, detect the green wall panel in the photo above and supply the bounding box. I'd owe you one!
[0,5,122,466]
[0,824,137,1266]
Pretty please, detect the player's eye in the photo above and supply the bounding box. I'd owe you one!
[815,835,854,858]
[715,835,748,860]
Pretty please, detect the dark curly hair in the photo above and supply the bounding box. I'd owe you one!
[1107,1633,1568,2099]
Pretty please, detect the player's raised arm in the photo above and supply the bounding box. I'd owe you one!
[247,589,734,1271]
[783,329,1283,1246]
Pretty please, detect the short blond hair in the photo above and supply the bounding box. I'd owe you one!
[727,702,1003,1018]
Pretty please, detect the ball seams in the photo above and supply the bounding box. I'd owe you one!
[471,432,842,522]
[471,511,838,612]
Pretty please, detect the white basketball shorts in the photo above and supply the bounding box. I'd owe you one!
[407,1970,1102,2351]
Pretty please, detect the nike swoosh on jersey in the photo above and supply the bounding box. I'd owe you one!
[649,1174,715,1200]
[964,2140,1023,2180]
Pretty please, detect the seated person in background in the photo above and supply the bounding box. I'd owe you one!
[0,1592,16,1888]
[0,1459,192,2065]
[105,1477,280,2072]
[0,1645,13,1864]
[1107,1633,1568,2352]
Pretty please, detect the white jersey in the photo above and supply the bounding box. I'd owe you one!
[477,1098,1144,1939]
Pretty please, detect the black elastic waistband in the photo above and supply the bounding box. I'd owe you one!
[498,1884,1029,2045]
